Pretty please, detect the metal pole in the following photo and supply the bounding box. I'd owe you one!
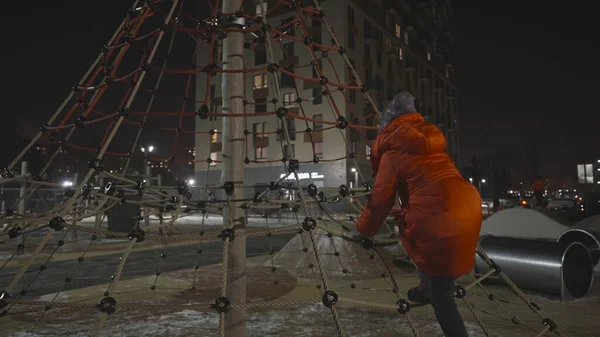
[70,173,79,240]
[16,161,28,254]
[220,1,246,334]
[157,174,163,236]
[94,175,104,240]
[144,158,151,228]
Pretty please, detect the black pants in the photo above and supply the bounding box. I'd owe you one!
[534,191,543,207]
[418,272,470,337]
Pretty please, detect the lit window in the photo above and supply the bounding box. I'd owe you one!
[253,73,268,89]
[256,2,267,15]
[211,129,218,143]
[252,122,267,138]
[283,92,297,106]
[427,51,431,61]
[395,24,401,38]
[398,47,403,60]
[366,145,372,159]
[314,142,323,158]
[313,114,323,130]
[255,147,268,161]
[210,152,218,166]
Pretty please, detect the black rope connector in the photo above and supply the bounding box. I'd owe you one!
[276,107,288,118]
[306,184,318,197]
[244,157,250,164]
[359,237,374,250]
[396,299,411,314]
[197,104,209,119]
[214,297,230,313]
[176,181,189,196]
[302,217,317,232]
[235,10,244,18]
[0,291,11,309]
[511,316,520,324]
[88,158,102,169]
[287,159,299,173]
[128,228,145,243]
[321,290,338,308]
[4,209,14,217]
[48,217,66,231]
[338,185,349,197]
[81,184,92,197]
[268,182,279,190]
[97,296,117,315]
[348,152,356,159]
[318,191,327,202]
[313,156,320,164]
[360,85,368,93]
[454,285,467,299]
[489,261,502,275]
[303,37,313,45]
[336,116,348,129]
[261,23,271,32]
[104,182,116,196]
[7,226,20,239]
[338,46,345,54]
[141,63,151,72]
[40,124,48,132]
[318,76,328,85]
[542,318,557,331]
[117,107,129,117]
[363,183,372,192]
[0,168,14,179]
[219,228,235,241]
[268,63,279,73]
[223,181,235,195]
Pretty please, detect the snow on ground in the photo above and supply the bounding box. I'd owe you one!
[574,214,600,232]
[480,208,571,240]
[10,305,491,337]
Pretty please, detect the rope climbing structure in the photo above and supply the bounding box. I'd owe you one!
[0,0,580,336]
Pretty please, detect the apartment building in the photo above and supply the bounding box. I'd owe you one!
[194,0,458,197]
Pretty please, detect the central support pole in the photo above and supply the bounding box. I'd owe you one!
[220,0,247,335]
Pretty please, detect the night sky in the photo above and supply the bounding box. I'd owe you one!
[0,1,598,179]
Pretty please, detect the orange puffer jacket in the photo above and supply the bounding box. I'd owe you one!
[356,113,482,278]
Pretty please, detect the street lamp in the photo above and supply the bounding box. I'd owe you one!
[187,179,195,186]
[140,145,155,176]
[479,179,486,194]
[469,177,473,183]
[350,167,358,189]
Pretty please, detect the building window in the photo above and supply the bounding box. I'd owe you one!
[445,67,450,78]
[398,47,403,60]
[283,42,294,56]
[348,6,354,23]
[427,51,431,61]
[348,30,355,50]
[256,2,267,15]
[314,141,323,159]
[385,38,393,54]
[283,144,296,159]
[255,98,267,113]
[366,145,371,159]
[252,122,267,139]
[403,31,409,45]
[211,129,218,143]
[283,92,297,106]
[386,15,392,29]
[254,147,267,161]
[313,87,323,104]
[253,73,268,89]
[348,88,356,104]
[210,152,218,166]
[255,49,266,65]
[281,70,295,88]
[313,114,323,130]
[364,19,371,39]
[395,24,401,38]
[285,117,296,140]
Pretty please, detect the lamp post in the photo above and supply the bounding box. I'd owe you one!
[351,167,358,189]
[140,145,154,229]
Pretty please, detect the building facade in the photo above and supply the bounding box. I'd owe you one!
[194,0,458,197]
